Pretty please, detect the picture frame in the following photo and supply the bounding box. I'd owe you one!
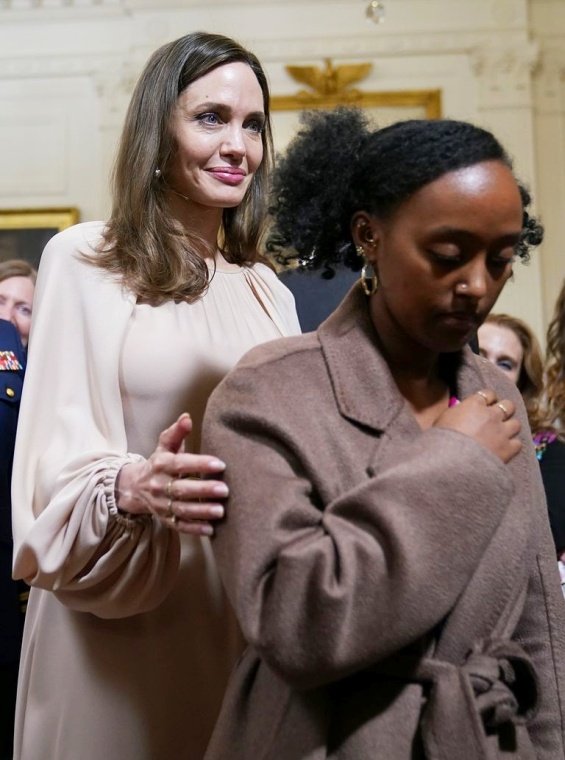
[0,207,79,268]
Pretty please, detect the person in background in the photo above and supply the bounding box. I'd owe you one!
[0,258,36,760]
[277,262,359,332]
[202,109,565,759]
[545,279,565,432]
[543,283,565,591]
[0,259,35,348]
[11,32,299,760]
[478,313,565,586]
[478,313,548,438]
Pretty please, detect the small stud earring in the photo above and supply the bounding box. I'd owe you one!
[355,244,364,258]
[154,168,162,179]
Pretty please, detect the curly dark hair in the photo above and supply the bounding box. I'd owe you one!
[268,108,543,274]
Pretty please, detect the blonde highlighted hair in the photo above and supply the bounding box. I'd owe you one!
[483,313,553,434]
[545,281,565,430]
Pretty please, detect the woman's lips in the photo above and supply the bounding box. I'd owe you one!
[207,168,247,186]
[441,312,480,330]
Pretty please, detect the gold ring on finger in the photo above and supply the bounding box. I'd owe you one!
[166,497,174,519]
[497,401,510,420]
[476,390,490,404]
[166,477,175,499]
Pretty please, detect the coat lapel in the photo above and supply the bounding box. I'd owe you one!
[318,283,411,435]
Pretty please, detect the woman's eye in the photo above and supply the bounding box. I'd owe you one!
[489,245,517,267]
[497,359,515,372]
[197,112,221,126]
[490,255,515,268]
[245,118,264,134]
[429,250,461,265]
[17,306,32,317]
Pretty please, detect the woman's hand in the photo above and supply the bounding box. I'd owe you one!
[434,388,522,464]
[115,413,228,536]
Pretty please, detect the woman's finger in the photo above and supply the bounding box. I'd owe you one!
[175,520,215,537]
[156,413,192,455]
[494,398,515,421]
[174,502,225,522]
[474,388,497,406]
[167,477,229,501]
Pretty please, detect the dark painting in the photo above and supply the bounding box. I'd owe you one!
[0,209,79,269]
[0,227,59,269]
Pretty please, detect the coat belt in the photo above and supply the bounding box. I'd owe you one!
[374,638,539,760]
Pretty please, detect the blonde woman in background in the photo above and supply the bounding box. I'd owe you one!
[11,32,299,760]
[478,313,565,587]
[0,259,35,348]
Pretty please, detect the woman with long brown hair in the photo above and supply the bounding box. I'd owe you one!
[11,32,298,760]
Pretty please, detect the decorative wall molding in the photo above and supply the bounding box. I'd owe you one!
[532,45,565,113]
[249,30,525,62]
[0,30,528,81]
[0,0,122,8]
[469,42,539,109]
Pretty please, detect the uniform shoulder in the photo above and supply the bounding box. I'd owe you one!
[0,319,23,354]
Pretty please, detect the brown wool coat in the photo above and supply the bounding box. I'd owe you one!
[202,284,565,760]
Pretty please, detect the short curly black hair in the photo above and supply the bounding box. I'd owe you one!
[268,108,543,274]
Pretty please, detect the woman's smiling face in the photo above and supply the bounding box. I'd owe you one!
[166,61,265,213]
[355,160,524,355]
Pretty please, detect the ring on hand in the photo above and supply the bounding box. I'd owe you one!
[476,390,490,404]
[166,478,175,519]
[497,401,510,420]
[166,477,175,500]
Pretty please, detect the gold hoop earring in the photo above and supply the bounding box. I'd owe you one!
[361,260,378,296]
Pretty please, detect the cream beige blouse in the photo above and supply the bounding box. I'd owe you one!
[11,221,300,760]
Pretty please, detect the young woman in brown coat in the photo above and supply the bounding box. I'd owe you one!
[202,110,565,759]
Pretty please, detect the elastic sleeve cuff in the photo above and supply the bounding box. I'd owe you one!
[105,454,152,528]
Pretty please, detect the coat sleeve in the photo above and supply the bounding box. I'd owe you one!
[202,358,515,690]
[11,224,180,619]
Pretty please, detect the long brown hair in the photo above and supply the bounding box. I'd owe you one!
[93,32,273,304]
[546,281,565,429]
[483,313,552,434]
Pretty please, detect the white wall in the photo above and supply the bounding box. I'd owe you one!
[0,0,563,341]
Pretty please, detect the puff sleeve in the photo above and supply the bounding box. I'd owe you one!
[11,223,180,619]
